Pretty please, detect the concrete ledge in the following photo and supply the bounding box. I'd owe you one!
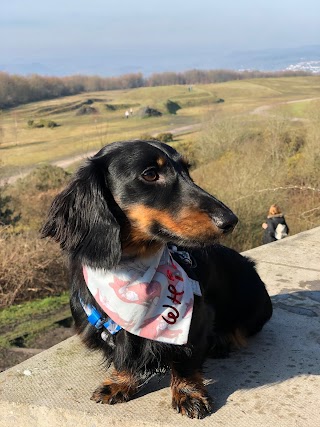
[1,228,320,427]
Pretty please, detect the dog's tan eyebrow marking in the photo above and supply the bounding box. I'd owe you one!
[156,156,166,167]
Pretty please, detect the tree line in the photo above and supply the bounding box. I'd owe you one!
[0,69,311,109]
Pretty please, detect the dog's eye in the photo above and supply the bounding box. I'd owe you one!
[141,168,159,182]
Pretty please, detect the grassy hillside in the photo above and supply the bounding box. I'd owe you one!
[1,75,320,308]
[0,85,214,177]
[1,76,320,178]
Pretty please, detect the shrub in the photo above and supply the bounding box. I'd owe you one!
[0,230,68,307]
[139,133,157,141]
[156,132,174,142]
[0,191,20,226]
[164,100,181,114]
[105,104,116,111]
[27,119,58,128]
[46,120,58,128]
[17,164,71,192]
[137,106,162,118]
[75,105,97,115]
[138,133,173,143]
[5,165,71,233]
[27,120,44,128]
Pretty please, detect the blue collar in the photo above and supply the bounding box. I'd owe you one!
[78,293,122,340]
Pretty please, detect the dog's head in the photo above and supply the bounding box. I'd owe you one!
[41,140,238,268]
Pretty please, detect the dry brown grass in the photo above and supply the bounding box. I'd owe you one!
[191,112,320,251]
[0,229,68,308]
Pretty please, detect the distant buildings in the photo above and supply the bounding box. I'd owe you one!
[285,60,320,74]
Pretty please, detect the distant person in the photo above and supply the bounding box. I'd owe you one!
[262,204,289,244]
[125,110,129,119]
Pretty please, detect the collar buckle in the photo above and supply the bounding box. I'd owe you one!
[78,292,122,340]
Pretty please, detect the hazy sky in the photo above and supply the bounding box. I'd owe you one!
[1,0,320,74]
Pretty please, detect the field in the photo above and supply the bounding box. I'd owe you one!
[1,76,320,179]
[1,75,320,369]
[0,85,211,177]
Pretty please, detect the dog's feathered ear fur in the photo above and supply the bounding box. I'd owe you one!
[41,158,121,269]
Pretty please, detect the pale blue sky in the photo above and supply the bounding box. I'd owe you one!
[1,0,320,75]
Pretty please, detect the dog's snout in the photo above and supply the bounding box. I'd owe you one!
[212,211,238,234]
[194,188,239,237]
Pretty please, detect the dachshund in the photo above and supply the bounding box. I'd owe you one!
[41,139,272,419]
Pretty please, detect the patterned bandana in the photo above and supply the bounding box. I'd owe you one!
[82,246,201,345]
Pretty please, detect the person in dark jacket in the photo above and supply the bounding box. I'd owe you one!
[262,204,289,244]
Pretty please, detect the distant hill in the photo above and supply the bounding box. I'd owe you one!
[1,45,319,76]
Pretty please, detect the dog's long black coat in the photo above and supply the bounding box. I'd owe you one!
[42,140,272,418]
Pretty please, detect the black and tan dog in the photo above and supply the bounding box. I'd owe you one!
[42,140,272,419]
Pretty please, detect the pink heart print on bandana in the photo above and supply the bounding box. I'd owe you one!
[83,247,201,345]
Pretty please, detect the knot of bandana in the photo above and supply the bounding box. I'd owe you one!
[82,246,201,345]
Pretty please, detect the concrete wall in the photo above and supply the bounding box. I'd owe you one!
[1,227,319,427]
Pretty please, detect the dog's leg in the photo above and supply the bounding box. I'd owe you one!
[170,365,212,418]
[208,328,247,359]
[91,369,140,404]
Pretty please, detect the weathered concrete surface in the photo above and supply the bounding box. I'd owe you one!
[1,227,319,427]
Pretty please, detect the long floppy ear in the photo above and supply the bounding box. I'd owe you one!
[41,159,121,269]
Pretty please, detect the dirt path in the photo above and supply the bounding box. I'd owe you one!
[250,96,320,119]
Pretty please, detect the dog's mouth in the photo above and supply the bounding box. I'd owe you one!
[149,221,224,248]
[149,207,237,247]
[122,204,237,252]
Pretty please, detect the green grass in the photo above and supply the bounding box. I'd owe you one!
[0,293,70,347]
[0,293,69,324]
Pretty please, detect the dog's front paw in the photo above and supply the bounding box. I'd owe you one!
[91,370,139,405]
[172,388,212,419]
[91,383,133,404]
[171,369,212,418]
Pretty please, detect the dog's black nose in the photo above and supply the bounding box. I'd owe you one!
[220,221,237,234]
[212,212,238,234]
